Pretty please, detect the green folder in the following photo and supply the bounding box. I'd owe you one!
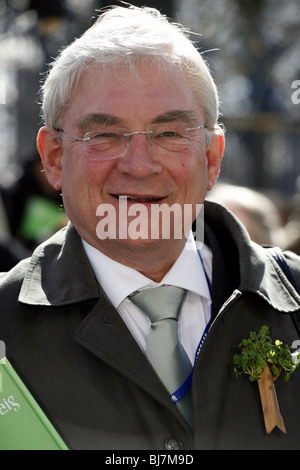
[0,358,68,450]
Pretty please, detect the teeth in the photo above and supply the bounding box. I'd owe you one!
[117,195,161,202]
[118,195,149,200]
[118,195,141,200]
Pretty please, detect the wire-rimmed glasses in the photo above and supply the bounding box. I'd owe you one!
[56,122,205,161]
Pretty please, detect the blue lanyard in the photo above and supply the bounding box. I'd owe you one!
[170,249,212,404]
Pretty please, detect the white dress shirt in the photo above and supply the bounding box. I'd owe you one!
[82,234,212,365]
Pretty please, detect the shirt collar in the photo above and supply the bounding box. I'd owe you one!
[82,233,211,309]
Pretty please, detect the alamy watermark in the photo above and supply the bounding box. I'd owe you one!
[291,340,300,365]
[95,200,204,248]
[291,80,300,105]
[0,80,6,105]
[0,340,5,361]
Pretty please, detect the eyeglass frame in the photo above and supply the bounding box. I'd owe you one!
[54,123,205,161]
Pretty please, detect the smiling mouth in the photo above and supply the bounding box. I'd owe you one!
[112,195,165,203]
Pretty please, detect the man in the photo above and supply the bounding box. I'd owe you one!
[0,6,299,450]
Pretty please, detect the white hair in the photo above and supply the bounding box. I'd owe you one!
[40,5,220,144]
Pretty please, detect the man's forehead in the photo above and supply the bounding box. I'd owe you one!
[66,62,203,130]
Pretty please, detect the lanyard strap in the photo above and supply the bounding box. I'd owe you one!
[171,249,212,404]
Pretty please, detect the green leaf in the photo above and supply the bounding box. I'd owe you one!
[233,325,300,382]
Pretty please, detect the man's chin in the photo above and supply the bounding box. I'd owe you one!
[95,234,187,258]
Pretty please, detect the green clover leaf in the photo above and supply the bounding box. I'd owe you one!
[233,326,300,382]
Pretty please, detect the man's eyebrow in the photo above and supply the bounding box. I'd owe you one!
[77,113,121,130]
[77,110,198,130]
[151,110,198,125]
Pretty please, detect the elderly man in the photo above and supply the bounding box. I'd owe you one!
[0,6,299,450]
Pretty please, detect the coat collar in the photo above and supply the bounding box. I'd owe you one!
[18,202,300,313]
[204,200,300,313]
[18,223,101,306]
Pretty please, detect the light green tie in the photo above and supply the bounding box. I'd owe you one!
[129,285,193,428]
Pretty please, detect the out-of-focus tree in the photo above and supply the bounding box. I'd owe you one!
[176,0,300,196]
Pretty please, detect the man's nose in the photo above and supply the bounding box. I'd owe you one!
[116,133,163,177]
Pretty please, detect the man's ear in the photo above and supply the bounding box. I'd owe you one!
[206,126,225,191]
[37,126,63,191]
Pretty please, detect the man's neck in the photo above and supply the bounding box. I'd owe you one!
[83,237,188,282]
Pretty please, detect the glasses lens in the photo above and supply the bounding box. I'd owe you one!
[150,123,199,153]
[84,128,128,161]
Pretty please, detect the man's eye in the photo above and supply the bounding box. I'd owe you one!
[158,131,181,138]
[96,132,115,138]
[92,131,120,140]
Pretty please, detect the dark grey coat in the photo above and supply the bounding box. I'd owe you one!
[1,201,300,450]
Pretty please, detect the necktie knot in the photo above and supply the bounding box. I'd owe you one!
[129,285,186,323]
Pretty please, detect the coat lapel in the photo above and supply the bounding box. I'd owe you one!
[74,295,184,419]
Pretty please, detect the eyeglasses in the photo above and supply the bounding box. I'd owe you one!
[56,122,205,161]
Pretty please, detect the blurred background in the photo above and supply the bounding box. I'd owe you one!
[0,0,299,265]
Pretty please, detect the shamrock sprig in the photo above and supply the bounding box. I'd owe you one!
[233,325,300,382]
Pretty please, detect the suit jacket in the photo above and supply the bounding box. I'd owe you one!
[0,201,300,450]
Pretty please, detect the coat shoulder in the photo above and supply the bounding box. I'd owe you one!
[0,257,30,296]
[0,258,36,345]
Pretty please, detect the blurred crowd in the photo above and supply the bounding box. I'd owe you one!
[0,0,84,270]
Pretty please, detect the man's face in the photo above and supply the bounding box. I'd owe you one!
[38,62,223,270]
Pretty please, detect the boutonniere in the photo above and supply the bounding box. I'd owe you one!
[233,325,300,434]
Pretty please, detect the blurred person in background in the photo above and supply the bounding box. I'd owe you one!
[0,193,29,270]
[281,189,300,255]
[0,153,68,251]
[208,182,300,255]
[207,183,286,247]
